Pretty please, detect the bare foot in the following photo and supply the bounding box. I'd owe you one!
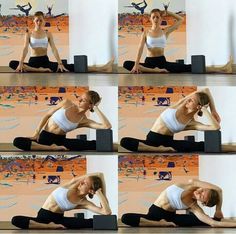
[39,67,52,73]
[159,219,177,227]
[51,144,68,151]
[154,68,169,73]
[222,56,233,73]
[48,222,66,229]
[101,57,115,73]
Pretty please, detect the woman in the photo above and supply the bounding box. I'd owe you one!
[120,88,236,152]
[11,173,111,229]
[13,90,112,151]
[123,9,233,74]
[9,11,114,73]
[122,179,236,228]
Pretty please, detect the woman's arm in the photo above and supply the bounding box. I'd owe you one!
[81,189,112,215]
[190,204,235,228]
[131,31,146,73]
[48,32,69,72]
[70,172,106,195]
[16,33,30,72]
[80,106,112,129]
[173,88,220,122]
[185,107,220,131]
[189,179,223,217]
[201,88,221,123]
[163,11,184,37]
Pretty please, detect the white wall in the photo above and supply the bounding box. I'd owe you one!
[196,87,236,143]
[199,155,236,217]
[69,0,118,65]
[85,156,118,218]
[186,0,236,65]
[88,86,118,143]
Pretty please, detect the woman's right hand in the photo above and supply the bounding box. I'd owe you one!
[131,64,141,74]
[15,63,24,73]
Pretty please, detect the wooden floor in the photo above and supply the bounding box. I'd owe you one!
[1,227,236,234]
[0,72,236,86]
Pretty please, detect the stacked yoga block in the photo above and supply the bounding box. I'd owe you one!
[76,129,113,152]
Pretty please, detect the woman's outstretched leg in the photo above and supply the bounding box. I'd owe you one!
[88,58,114,73]
[13,137,67,151]
[206,56,233,73]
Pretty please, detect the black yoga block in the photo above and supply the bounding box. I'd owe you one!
[96,129,113,152]
[176,59,184,64]
[93,215,118,230]
[76,134,87,141]
[191,55,206,74]
[204,130,221,153]
[184,135,195,142]
[74,55,88,73]
[74,213,85,219]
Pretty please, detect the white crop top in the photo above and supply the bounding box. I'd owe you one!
[52,187,77,211]
[166,185,188,210]
[160,108,188,133]
[146,34,167,49]
[51,107,80,133]
[30,36,48,48]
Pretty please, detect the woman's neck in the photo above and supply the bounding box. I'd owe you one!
[151,24,161,31]
[34,27,44,33]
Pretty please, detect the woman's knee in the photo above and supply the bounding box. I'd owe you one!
[9,60,19,70]
[13,137,32,151]
[11,216,30,229]
[120,137,139,152]
[121,213,141,227]
[123,61,134,71]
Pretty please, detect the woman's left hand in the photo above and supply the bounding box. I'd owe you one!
[211,110,221,123]
[57,64,69,72]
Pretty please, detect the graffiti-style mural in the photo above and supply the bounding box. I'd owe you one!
[0,86,89,143]
[118,0,186,65]
[0,155,86,220]
[119,154,198,217]
[0,0,69,66]
[119,86,197,141]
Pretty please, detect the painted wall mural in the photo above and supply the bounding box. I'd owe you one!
[118,0,186,66]
[119,86,197,141]
[0,154,86,221]
[119,154,198,217]
[0,0,69,66]
[0,86,89,143]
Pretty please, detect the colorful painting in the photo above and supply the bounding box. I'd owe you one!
[119,86,197,141]
[0,0,69,66]
[0,86,89,143]
[118,0,186,66]
[119,154,198,217]
[0,154,86,220]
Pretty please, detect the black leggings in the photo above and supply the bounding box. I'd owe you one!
[11,208,93,229]
[123,56,191,73]
[9,55,74,72]
[120,131,204,152]
[13,130,96,151]
[121,204,209,227]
